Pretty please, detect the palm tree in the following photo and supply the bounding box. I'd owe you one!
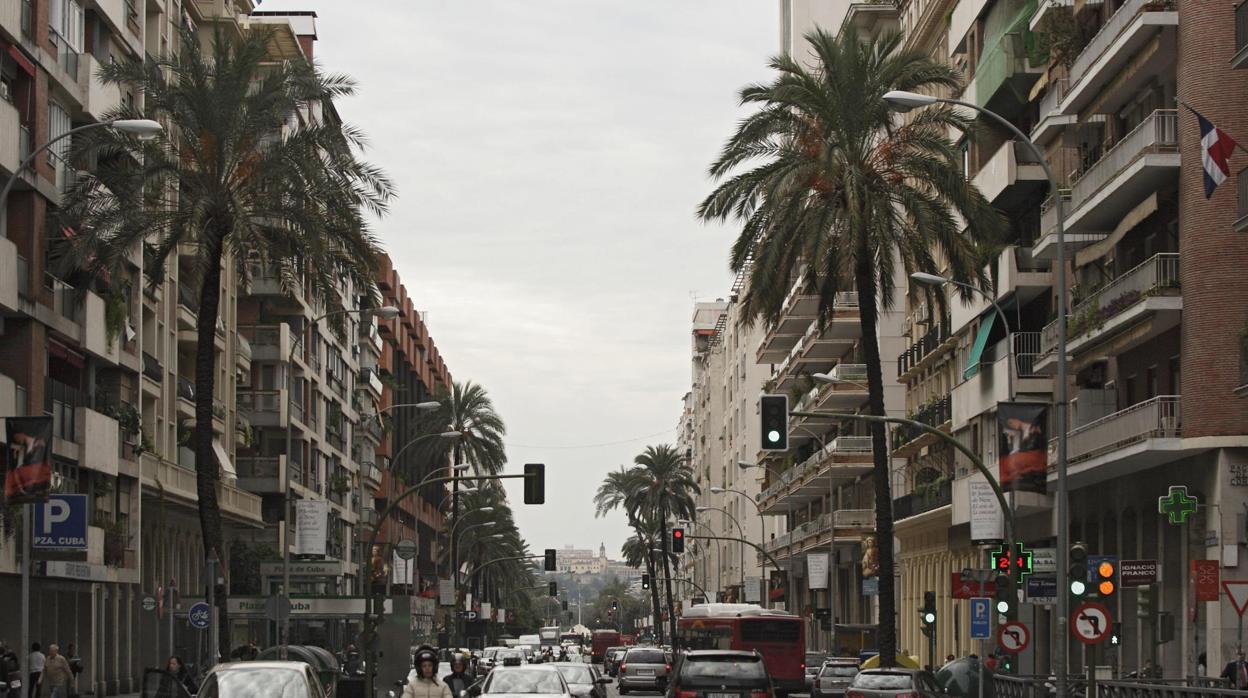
[411,380,507,477]
[698,28,1004,664]
[621,520,665,642]
[59,28,392,655]
[630,444,699,645]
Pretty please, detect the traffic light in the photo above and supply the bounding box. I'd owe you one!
[544,548,557,572]
[760,395,789,452]
[672,528,685,553]
[920,591,937,636]
[1095,558,1117,599]
[997,653,1014,674]
[641,573,650,589]
[994,575,1013,615]
[612,600,619,610]
[524,463,546,504]
[1109,622,1122,647]
[1069,542,1088,597]
[562,600,568,611]
[1137,585,1153,619]
[548,581,558,597]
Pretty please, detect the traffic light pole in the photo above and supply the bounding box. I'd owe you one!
[684,534,785,589]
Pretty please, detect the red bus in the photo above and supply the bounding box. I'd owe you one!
[620,634,637,646]
[591,629,621,663]
[677,604,805,697]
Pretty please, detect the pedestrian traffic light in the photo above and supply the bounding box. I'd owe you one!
[1069,542,1088,597]
[1109,622,1122,647]
[524,463,546,505]
[997,654,1014,674]
[642,573,650,589]
[548,581,557,596]
[994,575,1012,615]
[1137,585,1153,619]
[1095,559,1117,599]
[544,548,557,571]
[760,395,789,452]
[672,528,685,553]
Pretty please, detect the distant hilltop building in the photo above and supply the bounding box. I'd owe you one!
[557,543,609,574]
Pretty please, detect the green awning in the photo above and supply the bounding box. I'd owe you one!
[964,309,999,380]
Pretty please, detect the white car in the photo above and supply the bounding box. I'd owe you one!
[197,661,329,698]
[475,666,571,698]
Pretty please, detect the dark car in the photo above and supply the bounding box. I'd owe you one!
[552,663,611,698]
[604,648,628,677]
[811,660,859,698]
[666,650,772,698]
[846,669,942,698]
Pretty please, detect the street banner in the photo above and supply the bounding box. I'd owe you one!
[294,500,328,557]
[439,579,455,606]
[768,569,788,603]
[392,550,414,586]
[807,553,829,590]
[5,416,54,503]
[744,576,762,603]
[497,608,506,623]
[969,480,1004,543]
[997,402,1048,494]
[481,602,492,619]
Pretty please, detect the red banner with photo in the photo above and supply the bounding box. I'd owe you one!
[5,416,54,503]
[997,402,1048,494]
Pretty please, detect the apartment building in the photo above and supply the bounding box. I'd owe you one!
[686,295,771,605]
[888,0,1248,678]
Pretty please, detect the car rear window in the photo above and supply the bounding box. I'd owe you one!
[852,672,914,690]
[680,656,768,682]
[625,649,665,664]
[820,665,858,678]
[199,668,306,698]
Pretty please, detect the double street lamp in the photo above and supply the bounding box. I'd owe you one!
[884,89,1071,691]
[696,505,746,591]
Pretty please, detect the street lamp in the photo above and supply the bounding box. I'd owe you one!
[696,506,746,590]
[709,486,771,572]
[885,88,1071,689]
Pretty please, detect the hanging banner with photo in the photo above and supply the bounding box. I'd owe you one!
[5,417,54,504]
[997,402,1049,494]
[768,569,788,607]
[294,500,329,557]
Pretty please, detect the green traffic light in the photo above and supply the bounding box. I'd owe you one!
[1070,579,1087,596]
[923,612,936,624]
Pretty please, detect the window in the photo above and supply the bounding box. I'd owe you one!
[48,0,84,51]
[48,100,71,166]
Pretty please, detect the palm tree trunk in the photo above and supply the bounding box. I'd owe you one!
[644,547,664,644]
[194,233,230,660]
[657,513,678,646]
[854,240,896,667]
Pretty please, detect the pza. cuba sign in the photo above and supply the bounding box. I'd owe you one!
[33,495,88,550]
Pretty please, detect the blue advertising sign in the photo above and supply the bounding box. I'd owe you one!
[188,602,211,630]
[33,494,88,550]
[970,597,992,639]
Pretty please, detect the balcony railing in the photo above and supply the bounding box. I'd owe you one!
[16,255,29,299]
[1068,0,1169,91]
[48,30,80,78]
[896,315,953,377]
[1061,395,1181,465]
[237,389,280,415]
[1012,331,1044,378]
[893,478,953,520]
[142,352,162,382]
[236,456,280,479]
[1038,77,1068,117]
[1041,253,1179,353]
[177,283,199,312]
[1069,110,1178,211]
[176,376,195,402]
[829,363,867,383]
[893,395,952,447]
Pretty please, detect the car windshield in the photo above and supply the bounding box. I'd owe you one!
[820,665,859,678]
[485,670,566,694]
[853,673,914,689]
[680,657,766,681]
[199,668,307,698]
[625,650,665,664]
[554,666,593,685]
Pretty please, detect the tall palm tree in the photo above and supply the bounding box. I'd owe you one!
[631,444,699,644]
[621,520,665,642]
[698,28,1004,664]
[597,466,665,642]
[60,28,392,655]
[412,380,507,478]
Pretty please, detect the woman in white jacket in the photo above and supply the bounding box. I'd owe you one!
[404,647,454,698]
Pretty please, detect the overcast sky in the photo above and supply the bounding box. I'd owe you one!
[261,1,778,557]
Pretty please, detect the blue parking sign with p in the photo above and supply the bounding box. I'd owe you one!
[33,494,88,550]
[970,597,992,639]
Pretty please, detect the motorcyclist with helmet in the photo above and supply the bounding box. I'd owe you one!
[403,646,454,698]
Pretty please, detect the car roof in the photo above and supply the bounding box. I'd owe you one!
[681,650,759,659]
[491,665,562,672]
[822,658,860,664]
[859,669,922,675]
[211,661,308,672]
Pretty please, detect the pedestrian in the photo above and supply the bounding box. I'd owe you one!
[1141,658,1159,679]
[945,654,955,665]
[165,656,197,696]
[28,643,45,698]
[38,645,71,698]
[403,646,453,698]
[443,656,472,698]
[1199,651,1208,677]
[64,645,81,698]
[1222,649,1248,689]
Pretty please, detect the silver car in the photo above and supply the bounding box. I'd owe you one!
[617,647,670,694]
[812,660,859,698]
[477,666,572,698]
[197,661,328,698]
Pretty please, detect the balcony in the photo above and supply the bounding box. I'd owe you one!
[0,238,17,313]
[236,455,286,494]
[1059,0,1178,117]
[953,332,1052,427]
[1031,78,1075,145]
[972,140,1047,206]
[176,283,198,330]
[1064,110,1179,234]
[0,98,19,176]
[972,31,1041,116]
[75,406,120,477]
[896,315,955,380]
[236,334,252,373]
[770,293,861,390]
[1037,253,1180,370]
[361,367,384,398]
[237,389,283,427]
[1052,395,1182,483]
[893,477,953,521]
[1236,1,1248,69]
[892,395,952,457]
[142,351,163,383]
[239,324,288,362]
[757,436,874,515]
[762,508,877,556]
[756,276,819,364]
[77,54,123,123]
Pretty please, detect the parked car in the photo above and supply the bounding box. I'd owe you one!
[197,661,329,698]
[846,669,942,698]
[665,649,772,698]
[618,647,670,694]
[551,663,611,698]
[811,659,860,698]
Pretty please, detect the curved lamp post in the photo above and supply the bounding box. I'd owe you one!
[696,505,747,591]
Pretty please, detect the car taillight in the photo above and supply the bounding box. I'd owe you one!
[619,664,627,672]
[676,691,698,698]
[749,690,769,698]
[800,664,805,672]
[665,664,672,672]
[846,692,865,698]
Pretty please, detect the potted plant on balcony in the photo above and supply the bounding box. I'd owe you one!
[330,472,351,497]
[97,514,130,568]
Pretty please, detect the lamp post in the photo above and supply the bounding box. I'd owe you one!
[676,522,721,598]
[885,88,1070,691]
[710,486,769,565]
[697,505,746,591]
[5,117,164,694]
[280,305,400,658]
[450,508,498,638]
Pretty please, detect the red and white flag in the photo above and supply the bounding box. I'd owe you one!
[1191,107,1238,198]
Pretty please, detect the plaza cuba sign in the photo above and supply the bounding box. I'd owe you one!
[33,494,88,550]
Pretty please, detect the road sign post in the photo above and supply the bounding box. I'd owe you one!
[1072,601,1112,645]
[1223,581,1248,648]
[970,598,991,640]
[996,620,1030,654]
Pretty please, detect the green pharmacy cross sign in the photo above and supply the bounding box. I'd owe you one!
[991,542,1034,584]
[1158,485,1198,525]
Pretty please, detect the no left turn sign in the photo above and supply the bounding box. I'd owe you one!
[1072,601,1112,644]
[996,620,1030,654]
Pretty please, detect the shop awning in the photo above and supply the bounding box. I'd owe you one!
[212,439,237,481]
[963,309,999,380]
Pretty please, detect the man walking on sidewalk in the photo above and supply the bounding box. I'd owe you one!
[39,645,72,698]
[28,643,45,698]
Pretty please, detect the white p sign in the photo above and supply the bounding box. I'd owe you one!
[33,494,87,550]
[42,498,71,534]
